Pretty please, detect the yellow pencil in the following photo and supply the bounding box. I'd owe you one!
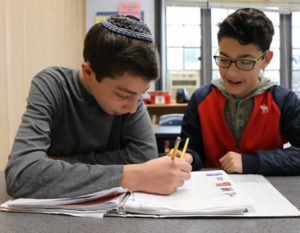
[180,138,190,159]
[171,136,181,160]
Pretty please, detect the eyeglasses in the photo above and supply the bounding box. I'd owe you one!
[213,50,268,71]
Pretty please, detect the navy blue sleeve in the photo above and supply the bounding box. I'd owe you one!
[180,85,213,171]
[243,86,300,175]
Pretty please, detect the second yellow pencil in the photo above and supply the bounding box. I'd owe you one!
[180,138,190,159]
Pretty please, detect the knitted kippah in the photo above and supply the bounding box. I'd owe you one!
[101,15,153,42]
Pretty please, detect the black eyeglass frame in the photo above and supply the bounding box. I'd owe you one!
[213,50,268,71]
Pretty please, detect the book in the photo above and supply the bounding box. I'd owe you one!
[0,186,129,218]
[1,170,300,218]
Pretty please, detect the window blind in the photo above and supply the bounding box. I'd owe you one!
[164,0,300,13]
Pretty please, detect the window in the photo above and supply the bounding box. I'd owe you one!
[211,9,280,84]
[264,12,280,84]
[211,9,234,80]
[292,12,300,96]
[165,6,201,100]
[160,4,292,98]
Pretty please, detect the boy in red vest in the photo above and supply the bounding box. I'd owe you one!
[178,8,300,175]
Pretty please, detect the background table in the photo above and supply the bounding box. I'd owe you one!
[0,171,300,233]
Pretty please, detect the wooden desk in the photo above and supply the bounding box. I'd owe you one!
[146,103,187,124]
[1,171,300,233]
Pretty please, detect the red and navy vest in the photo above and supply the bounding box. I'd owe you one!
[198,88,287,168]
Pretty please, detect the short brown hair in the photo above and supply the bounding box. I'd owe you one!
[83,23,160,82]
[217,8,274,51]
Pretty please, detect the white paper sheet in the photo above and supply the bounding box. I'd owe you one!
[122,170,252,216]
[231,174,300,217]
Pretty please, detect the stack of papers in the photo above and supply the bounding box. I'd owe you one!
[0,187,128,218]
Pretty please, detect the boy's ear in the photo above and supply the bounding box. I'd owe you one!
[262,50,273,69]
[81,62,95,82]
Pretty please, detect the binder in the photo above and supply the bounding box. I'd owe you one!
[1,170,300,218]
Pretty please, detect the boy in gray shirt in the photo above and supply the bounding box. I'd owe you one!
[5,15,191,198]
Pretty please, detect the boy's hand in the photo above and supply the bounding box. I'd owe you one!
[167,149,193,164]
[121,156,192,195]
[219,151,243,173]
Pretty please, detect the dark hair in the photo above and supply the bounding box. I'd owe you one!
[83,23,160,82]
[217,8,274,51]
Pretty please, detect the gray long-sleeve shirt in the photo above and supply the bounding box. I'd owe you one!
[5,67,158,198]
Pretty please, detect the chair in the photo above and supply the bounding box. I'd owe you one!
[156,114,184,155]
[158,114,184,126]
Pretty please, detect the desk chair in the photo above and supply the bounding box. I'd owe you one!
[158,114,184,126]
[156,114,183,155]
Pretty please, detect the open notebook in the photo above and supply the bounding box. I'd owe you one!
[1,170,300,218]
[111,170,252,217]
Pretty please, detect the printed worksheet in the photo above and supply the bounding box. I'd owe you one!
[123,170,252,216]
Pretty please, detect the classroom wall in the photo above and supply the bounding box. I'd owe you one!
[86,0,155,33]
[0,0,86,170]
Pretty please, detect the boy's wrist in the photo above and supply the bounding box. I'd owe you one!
[120,164,143,191]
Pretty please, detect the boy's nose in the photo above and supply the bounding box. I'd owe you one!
[226,62,239,75]
[126,98,138,114]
